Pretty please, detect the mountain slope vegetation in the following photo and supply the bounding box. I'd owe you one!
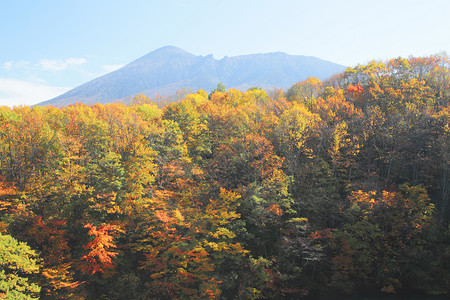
[1,54,449,299]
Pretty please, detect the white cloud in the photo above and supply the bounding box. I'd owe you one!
[39,57,87,71]
[0,78,70,107]
[3,61,13,70]
[102,64,124,73]
[65,58,87,65]
[2,60,31,70]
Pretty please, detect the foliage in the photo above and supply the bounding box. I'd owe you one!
[0,54,449,298]
[0,233,41,299]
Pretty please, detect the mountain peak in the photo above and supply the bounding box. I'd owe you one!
[130,46,194,64]
[151,45,190,55]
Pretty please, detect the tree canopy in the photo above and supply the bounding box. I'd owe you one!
[0,54,449,299]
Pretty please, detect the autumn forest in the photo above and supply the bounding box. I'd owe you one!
[1,55,449,299]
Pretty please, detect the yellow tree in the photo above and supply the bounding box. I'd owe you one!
[286,77,323,109]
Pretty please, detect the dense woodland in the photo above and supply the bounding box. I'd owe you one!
[0,54,449,299]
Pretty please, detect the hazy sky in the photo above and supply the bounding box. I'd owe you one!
[1,0,449,106]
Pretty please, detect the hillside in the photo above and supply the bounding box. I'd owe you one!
[1,54,449,299]
[38,46,345,107]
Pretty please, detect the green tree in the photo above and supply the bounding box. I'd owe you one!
[0,233,41,299]
[209,82,226,97]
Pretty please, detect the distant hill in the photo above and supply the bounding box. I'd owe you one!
[38,46,346,107]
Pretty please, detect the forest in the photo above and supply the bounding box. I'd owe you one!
[0,54,449,299]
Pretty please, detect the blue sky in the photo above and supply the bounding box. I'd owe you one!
[1,0,449,106]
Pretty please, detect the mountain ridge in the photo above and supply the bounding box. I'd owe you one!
[38,46,346,107]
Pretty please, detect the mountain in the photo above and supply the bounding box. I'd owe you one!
[38,46,346,107]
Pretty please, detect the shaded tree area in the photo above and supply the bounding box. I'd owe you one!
[0,54,449,299]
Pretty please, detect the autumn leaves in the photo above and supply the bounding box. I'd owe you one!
[0,54,449,298]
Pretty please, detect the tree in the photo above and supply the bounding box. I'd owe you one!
[285,77,323,109]
[325,185,436,294]
[79,223,120,276]
[209,83,226,98]
[0,233,41,299]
